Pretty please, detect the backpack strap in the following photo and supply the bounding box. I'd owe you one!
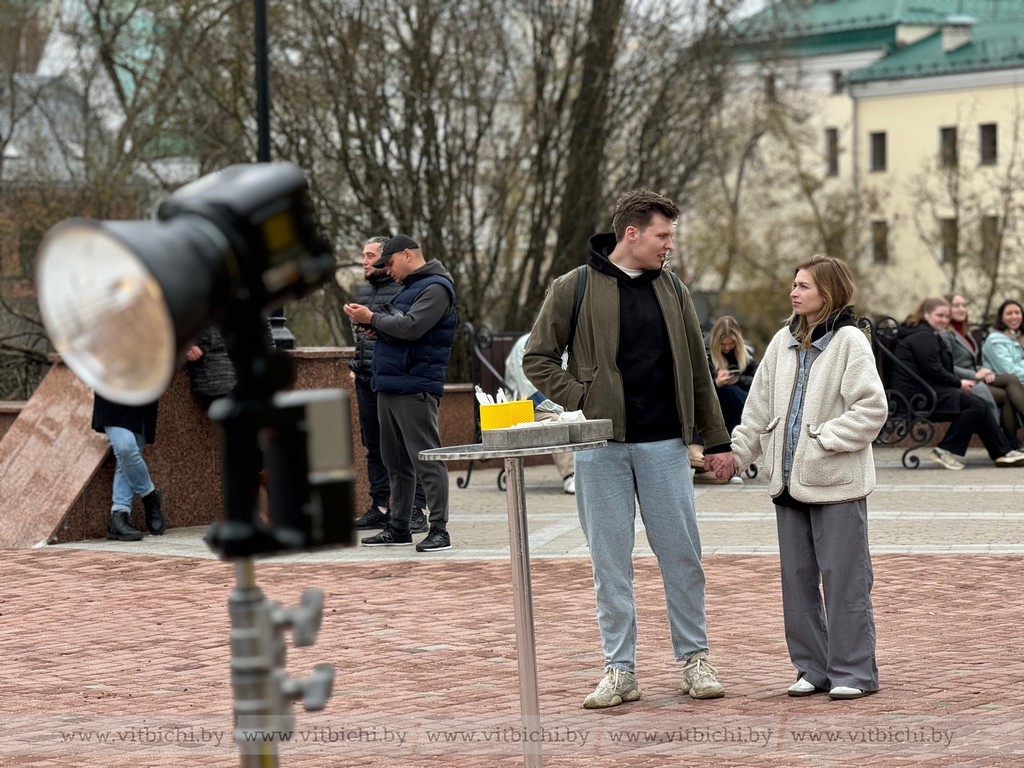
[667,270,685,306]
[567,265,687,355]
[566,264,588,356]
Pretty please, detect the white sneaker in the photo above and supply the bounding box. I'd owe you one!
[787,677,820,697]
[930,447,964,470]
[829,685,867,700]
[995,450,1024,467]
[563,474,576,494]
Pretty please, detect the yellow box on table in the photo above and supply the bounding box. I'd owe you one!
[479,400,534,431]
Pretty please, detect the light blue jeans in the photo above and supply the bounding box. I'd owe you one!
[574,438,709,673]
[105,426,155,514]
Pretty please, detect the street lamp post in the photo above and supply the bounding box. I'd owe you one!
[254,0,296,349]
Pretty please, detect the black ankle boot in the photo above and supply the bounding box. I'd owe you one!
[107,510,143,541]
[142,490,165,535]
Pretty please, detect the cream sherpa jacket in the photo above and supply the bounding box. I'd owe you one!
[731,324,888,504]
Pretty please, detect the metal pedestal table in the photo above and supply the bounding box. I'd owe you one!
[420,440,606,768]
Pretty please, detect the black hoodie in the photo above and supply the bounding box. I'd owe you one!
[587,233,682,443]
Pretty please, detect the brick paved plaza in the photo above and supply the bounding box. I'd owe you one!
[2,446,1023,767]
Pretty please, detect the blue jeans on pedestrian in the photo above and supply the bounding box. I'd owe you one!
[105,426,155,513]
[574,438,709,673]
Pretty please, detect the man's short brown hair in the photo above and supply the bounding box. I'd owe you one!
[611,189,680,241]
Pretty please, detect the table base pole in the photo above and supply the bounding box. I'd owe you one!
[504,456,543,768]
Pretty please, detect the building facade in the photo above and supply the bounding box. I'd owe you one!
[692,0,1024,323]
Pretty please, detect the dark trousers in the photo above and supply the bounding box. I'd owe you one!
[989,373,1024,448]
[378,391,448,531]
[355,376,425,509]
[938,391,1010,459]
[716,384,748,434]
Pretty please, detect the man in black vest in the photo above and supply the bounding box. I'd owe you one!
[346,236,428,534]
[343,234,458,552]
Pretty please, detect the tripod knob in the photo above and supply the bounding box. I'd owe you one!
[272,588,324,646]
[291,588,324,646]
[282,663,335,711]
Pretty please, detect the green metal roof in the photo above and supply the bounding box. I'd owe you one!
[741,1,1022,45]
[846,18,1024,81]
[736,1,1024,81]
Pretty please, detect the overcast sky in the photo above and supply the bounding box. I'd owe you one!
[738,0,767,15]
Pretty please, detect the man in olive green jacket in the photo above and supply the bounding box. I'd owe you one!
[524,189,734,709]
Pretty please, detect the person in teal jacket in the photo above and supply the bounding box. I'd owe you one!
[982,300,1024,383]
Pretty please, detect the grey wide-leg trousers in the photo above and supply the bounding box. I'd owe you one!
[775,497,879,692]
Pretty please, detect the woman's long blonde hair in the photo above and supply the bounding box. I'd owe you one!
[709,315,749,373]
[789,254,856,346]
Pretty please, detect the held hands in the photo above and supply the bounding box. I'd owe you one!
[703,450,739,481]
[976,367,995,384]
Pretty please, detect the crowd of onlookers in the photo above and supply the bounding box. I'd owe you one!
[702,294,1024,473]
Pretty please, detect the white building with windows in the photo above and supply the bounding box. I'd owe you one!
[704,0,1024,321]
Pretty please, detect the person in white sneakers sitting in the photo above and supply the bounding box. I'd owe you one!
[504,333,575,494]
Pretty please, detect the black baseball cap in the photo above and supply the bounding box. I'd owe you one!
[372,234,420,268]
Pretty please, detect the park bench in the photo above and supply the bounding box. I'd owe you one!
[861,315,949,469]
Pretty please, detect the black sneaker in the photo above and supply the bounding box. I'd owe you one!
[355,506,390,529]
[410,507,429,534]
[361,524,412,547]
[107,510,144,542]
[416,526,451,552]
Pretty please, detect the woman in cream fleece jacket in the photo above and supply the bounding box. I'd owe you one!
[730,255,888,701]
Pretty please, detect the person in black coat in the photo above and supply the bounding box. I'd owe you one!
[892,296,1024,470]
[346,236,427,534]
[92,394,163,540]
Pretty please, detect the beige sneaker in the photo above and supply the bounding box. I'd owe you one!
[995,449,1024,467]
[583,668,641,709]
[681,651,725,699]
[930,447,964,470]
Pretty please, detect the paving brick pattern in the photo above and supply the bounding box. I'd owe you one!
[3,447,1024,767]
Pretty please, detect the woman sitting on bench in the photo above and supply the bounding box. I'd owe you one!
[893,296,1024,470]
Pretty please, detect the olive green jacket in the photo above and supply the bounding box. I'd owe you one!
[523,265,730,447]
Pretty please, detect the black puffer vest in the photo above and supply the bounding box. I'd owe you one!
[348,275,403,380]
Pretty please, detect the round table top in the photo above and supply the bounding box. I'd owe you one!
[420,440,607,462]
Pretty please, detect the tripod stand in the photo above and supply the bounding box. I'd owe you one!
[204,320,355,766]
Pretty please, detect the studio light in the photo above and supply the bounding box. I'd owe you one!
[36,162,335,405]
[36,162,356,557]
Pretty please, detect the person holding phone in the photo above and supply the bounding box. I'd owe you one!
[708,315,758,434]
